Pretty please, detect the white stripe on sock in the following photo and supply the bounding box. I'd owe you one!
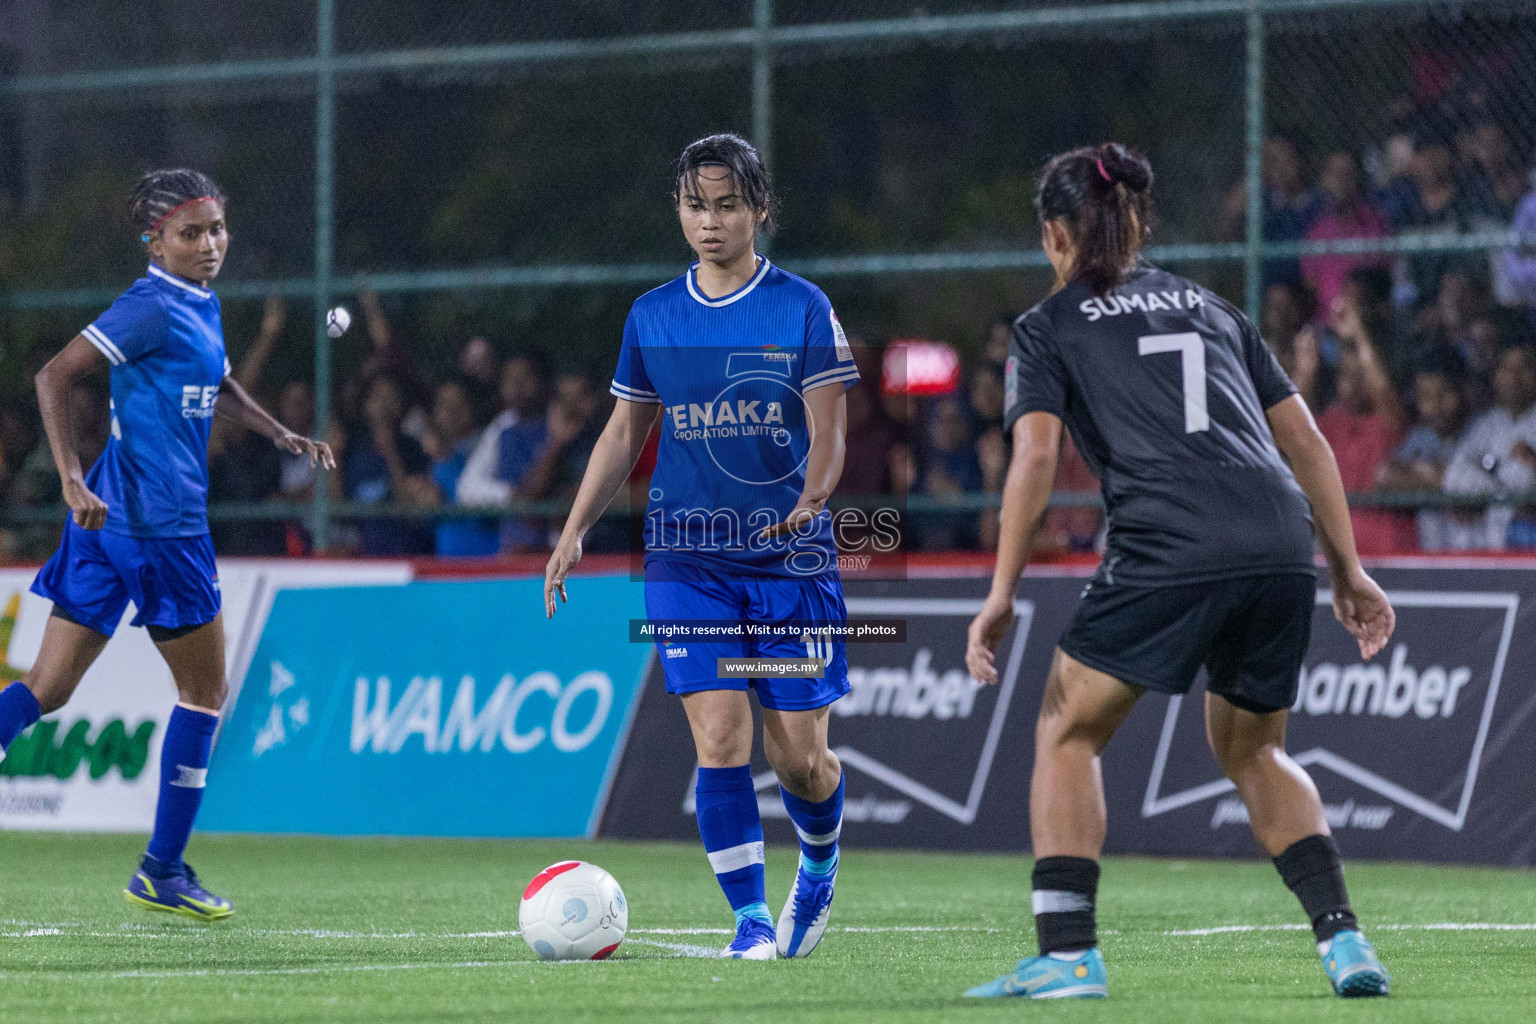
[169,766,208,789]
[706,841,765,875]
[794,822,841,846]
[1032,890,1092,915]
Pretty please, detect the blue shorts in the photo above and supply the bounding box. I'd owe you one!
[31,520,221,638]
[644,559,850,712]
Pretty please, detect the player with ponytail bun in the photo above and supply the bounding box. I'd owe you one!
[1035,142,1156,296]
[964,143,1395,1000]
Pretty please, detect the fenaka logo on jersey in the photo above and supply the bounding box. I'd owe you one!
[181,383,219,419]
[1141,591,1516,833]
[665,399,786,435]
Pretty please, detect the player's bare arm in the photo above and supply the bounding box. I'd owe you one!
[215,374,335,469]
[760,383,847,539]
[1267,394,1396,659]
[35,333,112,531]
[544,397,661,617]
[966,411,1061,684]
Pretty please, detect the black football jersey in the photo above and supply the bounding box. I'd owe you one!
[1004,265,1316,586]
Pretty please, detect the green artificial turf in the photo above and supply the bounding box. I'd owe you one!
[0,833,1532,1023]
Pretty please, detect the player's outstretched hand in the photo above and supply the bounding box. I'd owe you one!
[1333,568,1395,660]
[277,432,336,471]
[63,477,108,531]
[965,594,1014,686]
[759,495,827,540]
[544,537,582,618]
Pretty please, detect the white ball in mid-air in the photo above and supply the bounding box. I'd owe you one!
[325,306,351,338]
[519,861,628,961]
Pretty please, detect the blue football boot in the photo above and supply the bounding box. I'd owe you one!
[1321,930,1390,997]
[776,855,837,958]
[125,860,234,921]
[964,948,1108,999]
[721,917,776,960]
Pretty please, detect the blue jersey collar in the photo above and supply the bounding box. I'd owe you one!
[685,256,770,308]
[147,263,214,300]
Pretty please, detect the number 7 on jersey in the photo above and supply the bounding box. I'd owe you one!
[1138,332,1209,433]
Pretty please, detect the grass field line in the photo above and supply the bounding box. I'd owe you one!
[626,937,723,958]
[1165,922,1536,936]
[0,922,1004,940]
[3,920,1533,942]
[0,960,526,982]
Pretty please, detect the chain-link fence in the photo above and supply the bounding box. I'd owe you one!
[3,0,1535,557]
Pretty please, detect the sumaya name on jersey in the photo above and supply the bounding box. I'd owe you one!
[1079,289,1205,322]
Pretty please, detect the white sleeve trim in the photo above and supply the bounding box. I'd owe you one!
[802,364,859,388]
[610,381,662,404]
[223,357,233,377]
[83,324,126,365]
[802,368,861,393]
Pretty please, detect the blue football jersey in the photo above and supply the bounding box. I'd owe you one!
[80,264,230,538]
[610,258,859,578]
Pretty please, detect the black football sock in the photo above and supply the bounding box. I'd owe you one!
[1032,856,1099,956]
[1273,833,1358,945]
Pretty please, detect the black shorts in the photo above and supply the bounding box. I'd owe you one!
[1059,572,1316,713]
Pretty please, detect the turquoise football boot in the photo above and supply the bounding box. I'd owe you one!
[1321,930,1390,997]
[964,948,1108,999]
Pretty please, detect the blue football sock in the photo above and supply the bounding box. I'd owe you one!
[781,771,844,875]
[695,765,771,926]
[144,704,218,873]
[0,682,42,756]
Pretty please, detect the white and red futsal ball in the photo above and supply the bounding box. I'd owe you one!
[519,861,628,961]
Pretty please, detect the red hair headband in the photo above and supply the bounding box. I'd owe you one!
[1096,158,1112,183]
[145,196,221,238]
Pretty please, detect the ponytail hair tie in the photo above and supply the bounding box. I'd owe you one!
[1096,158,1113,184]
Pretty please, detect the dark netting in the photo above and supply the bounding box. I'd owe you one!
[335,0,753,52]
[2,0,316,77]
[776,0,1128,26]
[1259,0,1536,323]
[332,71,750,273]
[7,0,1534,558]
[0,94,316,292]
[772,29,1246,259]
[1268,1,1536,162]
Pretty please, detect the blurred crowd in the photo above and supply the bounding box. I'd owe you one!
[1242,119,1536,554]
[3,121,1536,560]
[0,294,1105,561]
